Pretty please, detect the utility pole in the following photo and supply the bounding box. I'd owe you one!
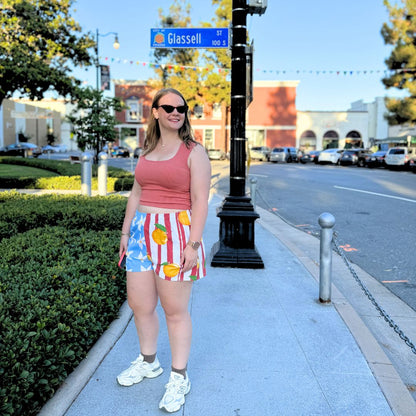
[211,0,267,268]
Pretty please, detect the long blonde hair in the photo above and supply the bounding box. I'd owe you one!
[143,88,196,155]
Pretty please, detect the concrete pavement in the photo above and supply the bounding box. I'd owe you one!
[37,189,416,416]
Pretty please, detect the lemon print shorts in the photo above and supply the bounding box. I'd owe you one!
[126,210,206,282]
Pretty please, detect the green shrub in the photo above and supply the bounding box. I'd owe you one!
[0,192,128,416]
[0,157,134,191]
[0,191,127,240]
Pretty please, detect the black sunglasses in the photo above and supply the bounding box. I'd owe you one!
[157,104,188,114]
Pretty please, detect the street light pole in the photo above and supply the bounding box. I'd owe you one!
[94,29,119,160]
[211,0,264,268]
[95,29,119,92]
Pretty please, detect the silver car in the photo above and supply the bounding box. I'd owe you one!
[269,147,298,163]
[250,146,271,161]
[385,147,416,168]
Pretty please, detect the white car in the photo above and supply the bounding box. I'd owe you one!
[385,147,416,168]
[318,148,343,164]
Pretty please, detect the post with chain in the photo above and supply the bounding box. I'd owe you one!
[318,212,335,303]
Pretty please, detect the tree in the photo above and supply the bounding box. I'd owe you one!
[0,0,94,106]
[382,0,416,125]
[152,0,202,112]
[67,87,125,161]
[151,0,231,116]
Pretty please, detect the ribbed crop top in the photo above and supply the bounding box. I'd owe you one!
[135,142,194,209]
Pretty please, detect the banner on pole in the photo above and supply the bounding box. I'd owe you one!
[100,65,111,90]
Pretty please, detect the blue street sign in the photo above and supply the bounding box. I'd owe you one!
[151,28,229,49]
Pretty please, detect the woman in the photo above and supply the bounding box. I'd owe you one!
[117,88,211,413]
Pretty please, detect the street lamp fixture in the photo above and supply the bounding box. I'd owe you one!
[95,29,120,91]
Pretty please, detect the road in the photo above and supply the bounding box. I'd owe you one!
[213,160,416,312]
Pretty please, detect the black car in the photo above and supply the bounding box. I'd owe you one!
[300,150,321,164]
[339,149,372,166]
[133,147,142,158]
[0,142,42,158]
[365,150,387,168]
[112,146,130,158]
[409,158,416,173]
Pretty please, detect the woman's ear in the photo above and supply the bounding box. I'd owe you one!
[152,107,159,120]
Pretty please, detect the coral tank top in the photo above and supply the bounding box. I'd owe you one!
[135,142,194,210]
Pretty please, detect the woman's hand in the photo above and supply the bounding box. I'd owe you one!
[180,245,199,272]
[119,234,129,258]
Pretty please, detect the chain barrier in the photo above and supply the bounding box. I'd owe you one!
[251,184,416,355]
[332,231,416,355]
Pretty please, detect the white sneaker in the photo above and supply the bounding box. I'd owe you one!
[117,354,163,386]
[159,371,191,413]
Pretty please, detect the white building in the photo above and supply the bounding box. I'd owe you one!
[296,97,390,151]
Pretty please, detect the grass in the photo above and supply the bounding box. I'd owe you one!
[0,164,59,178]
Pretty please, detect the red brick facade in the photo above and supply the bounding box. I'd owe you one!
[113,80,298,151]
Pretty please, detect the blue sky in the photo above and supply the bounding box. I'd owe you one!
[71,0,403,111]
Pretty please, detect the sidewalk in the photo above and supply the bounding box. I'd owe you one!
[38,192,416,416]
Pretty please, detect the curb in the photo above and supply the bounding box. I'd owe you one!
[37,302,133,416]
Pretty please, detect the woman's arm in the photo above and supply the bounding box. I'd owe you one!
[119,179,142,257]
[181,144,211,271]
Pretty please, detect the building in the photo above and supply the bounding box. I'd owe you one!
[113,80,299,152]
[297,110,369,150]
[0,98,62,148]
[0,82,399,154]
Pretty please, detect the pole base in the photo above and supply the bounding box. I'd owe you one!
[211,241,264,268]
[210,195,264,269]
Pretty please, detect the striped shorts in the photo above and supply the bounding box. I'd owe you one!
[126,210,206,282]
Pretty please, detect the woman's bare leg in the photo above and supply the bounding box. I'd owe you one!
[126,270,159,354]
[156,278,193,369]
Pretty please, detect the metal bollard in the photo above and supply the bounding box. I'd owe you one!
[81,152,92,196]
[318,212,335,303]
[98,151,108,196]
[249,177,257,208]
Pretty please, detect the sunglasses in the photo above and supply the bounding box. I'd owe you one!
[157,104,188,114]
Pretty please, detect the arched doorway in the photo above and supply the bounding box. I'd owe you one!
[299,130,317,151]
[344,130,363,149]
[323,130,339,149]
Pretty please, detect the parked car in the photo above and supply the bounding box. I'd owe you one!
[385,147,416,169]
[42,145,59,153]
[339,149,372,166]
[133,147,142,158]
[409,158,416,173]
[207,148,226,160]
[0,142,42,158]
[112,146,130,158]
[318,148,343,164]
[269,147,298,163]
[365,150,387,168]
[250,146,271,161]
[300,150,321,164]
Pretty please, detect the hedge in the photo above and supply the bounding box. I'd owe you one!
[0,157,134,192]
[0,192,128,416]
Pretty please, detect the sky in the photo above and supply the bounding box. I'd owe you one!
[70,0,404,111]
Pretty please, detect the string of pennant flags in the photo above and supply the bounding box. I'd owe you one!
[96,55,415,77]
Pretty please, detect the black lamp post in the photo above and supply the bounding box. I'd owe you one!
[210,0,265,268]
[95,29,119,91]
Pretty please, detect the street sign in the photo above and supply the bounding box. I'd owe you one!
[150,28,229,49]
